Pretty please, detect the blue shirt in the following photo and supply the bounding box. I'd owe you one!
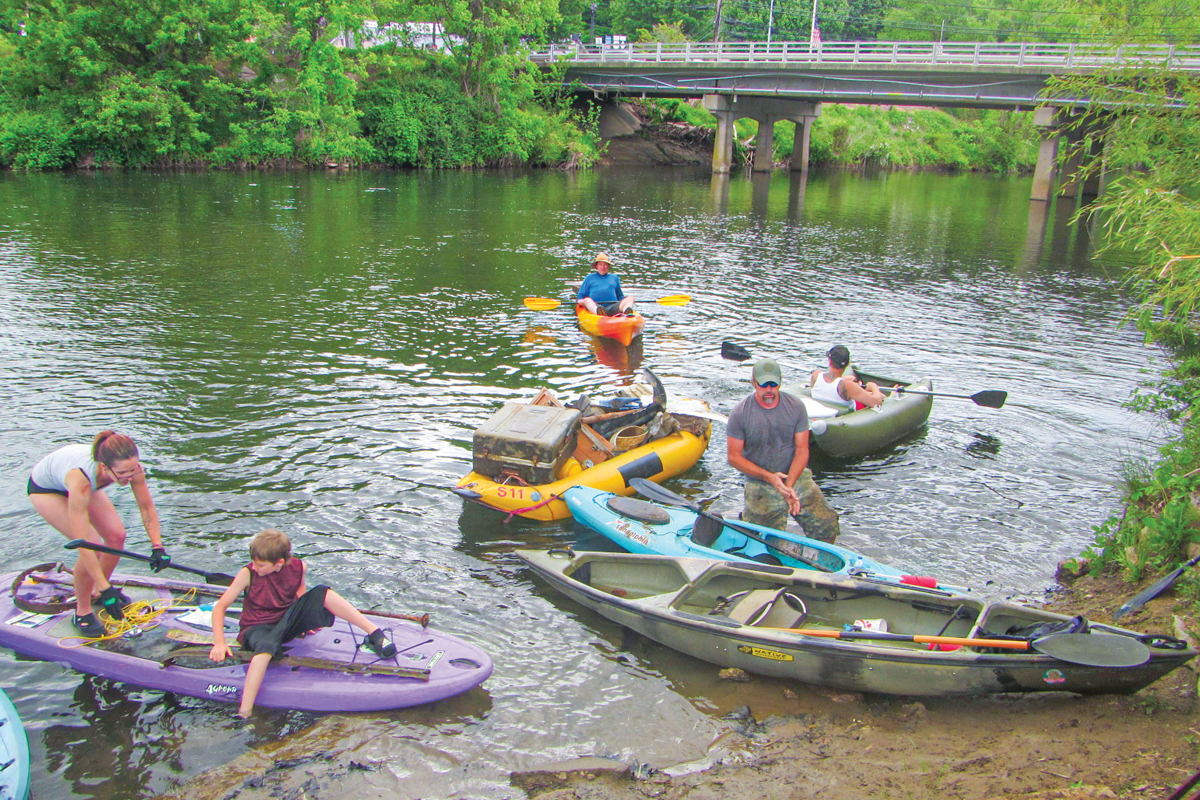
[577,272,624,305]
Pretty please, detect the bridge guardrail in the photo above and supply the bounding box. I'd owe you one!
[528,40,1200,70]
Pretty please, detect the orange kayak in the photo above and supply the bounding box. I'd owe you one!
[575,305,645,346]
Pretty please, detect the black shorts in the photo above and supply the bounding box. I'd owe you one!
[597,301,623,316]
[27,477,66,496]
[239,585,334,657]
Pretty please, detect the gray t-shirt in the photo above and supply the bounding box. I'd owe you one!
[726,392,809,478]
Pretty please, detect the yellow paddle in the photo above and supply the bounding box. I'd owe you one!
[523,294,691,311]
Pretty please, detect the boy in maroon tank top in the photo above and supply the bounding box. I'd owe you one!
[207,528,397,716]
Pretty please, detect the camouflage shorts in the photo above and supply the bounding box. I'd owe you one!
[742,469,840,543]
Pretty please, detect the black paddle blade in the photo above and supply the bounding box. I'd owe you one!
[1114,554,1200,620]
[721,341,752,362]
[629,478,699,511]
[1032,633,1150,667]
[972,390,1008,409]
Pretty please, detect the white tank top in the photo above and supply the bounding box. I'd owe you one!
[811,374,856,412]
[30,444,102,493]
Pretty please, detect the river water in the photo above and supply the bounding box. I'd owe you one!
[0,167,1166,799]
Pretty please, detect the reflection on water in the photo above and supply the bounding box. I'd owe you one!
[0,167,1163,799]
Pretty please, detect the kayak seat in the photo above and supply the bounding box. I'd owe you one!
[691,512,724,546]
[606,495,671,525]
[722,588,808,628]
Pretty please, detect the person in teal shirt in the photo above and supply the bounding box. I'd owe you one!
[576,252,634,316]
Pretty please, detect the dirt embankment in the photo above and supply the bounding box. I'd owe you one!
[598,128,712,167]
[594,102,714,167]
[514,572,1200,800]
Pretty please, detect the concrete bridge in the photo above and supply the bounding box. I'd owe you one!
[528,40,1200,199]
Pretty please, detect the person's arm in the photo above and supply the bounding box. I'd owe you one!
[840,378,885,408]
[64,469,111,590]
[782,431,811,514]
[128,466,164,549]
[296,561,307,598]
[728,436,796,500]
[613,275,624,301]
[209,567,251,662]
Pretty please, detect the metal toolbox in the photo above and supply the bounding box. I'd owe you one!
[472,403,582,484]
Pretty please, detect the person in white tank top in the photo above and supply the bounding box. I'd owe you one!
[809,345,886,412]
[27,430,170,637]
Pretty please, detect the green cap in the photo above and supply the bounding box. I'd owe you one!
[752,358,783,386]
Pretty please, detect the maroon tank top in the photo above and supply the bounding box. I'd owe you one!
[239,558,304,632]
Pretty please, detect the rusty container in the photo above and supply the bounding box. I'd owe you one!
[472,403,582,484]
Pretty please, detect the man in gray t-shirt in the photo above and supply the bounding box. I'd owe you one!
[727,358,840,542]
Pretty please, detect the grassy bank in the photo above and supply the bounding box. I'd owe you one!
[1087,351,1200,602]
[638,98,1038,173]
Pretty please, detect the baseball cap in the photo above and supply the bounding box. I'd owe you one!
[752,358,783,386]
[827,345,850,368]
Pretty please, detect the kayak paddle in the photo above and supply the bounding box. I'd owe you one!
[630,477,955,590]
[1113,553,1200,621]
[64,540,236,586]
[759,627,1151,667]
[629,477,834,573]
[523,294,691,311]
[720,341,1007,409]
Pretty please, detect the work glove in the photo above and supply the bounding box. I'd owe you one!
[98,585,130,620]
[149,547,171,573]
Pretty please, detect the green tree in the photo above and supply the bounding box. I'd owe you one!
[1051,1,1200,581]
[0,0,253,164]
[404,0,560,97]
[610,0,708,39]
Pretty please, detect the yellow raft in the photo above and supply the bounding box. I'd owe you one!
[453,389,711,522]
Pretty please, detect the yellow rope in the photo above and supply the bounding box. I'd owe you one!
[59,587,199,648]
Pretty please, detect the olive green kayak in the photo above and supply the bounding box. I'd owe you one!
[791,370,932,459]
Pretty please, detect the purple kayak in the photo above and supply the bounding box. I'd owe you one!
[0,566,492,713]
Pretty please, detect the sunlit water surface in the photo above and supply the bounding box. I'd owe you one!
[0,167,1166,799]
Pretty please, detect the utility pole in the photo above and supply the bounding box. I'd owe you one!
[809,0,819,44]
[713,0,723,42]
[767,0,776,44]
[590,3,596,39]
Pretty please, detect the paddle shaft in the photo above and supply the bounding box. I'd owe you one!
[761,627,1032,650]
[720,341,1006,408]
[525,295,689,310]
[64,539,235,585]
[30,572,431,628]
[758,628,1152,666]
[878,386,1007,409]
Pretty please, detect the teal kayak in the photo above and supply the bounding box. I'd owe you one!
[793,370,933,459]
[562,485,962,593]
[0,686,30,800]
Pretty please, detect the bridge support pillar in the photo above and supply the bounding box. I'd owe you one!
[1081,135,1107,197]
[791,116,816,172]
[753,115,777,172]
[1031,107,1061,203]
[704,95,736,174]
